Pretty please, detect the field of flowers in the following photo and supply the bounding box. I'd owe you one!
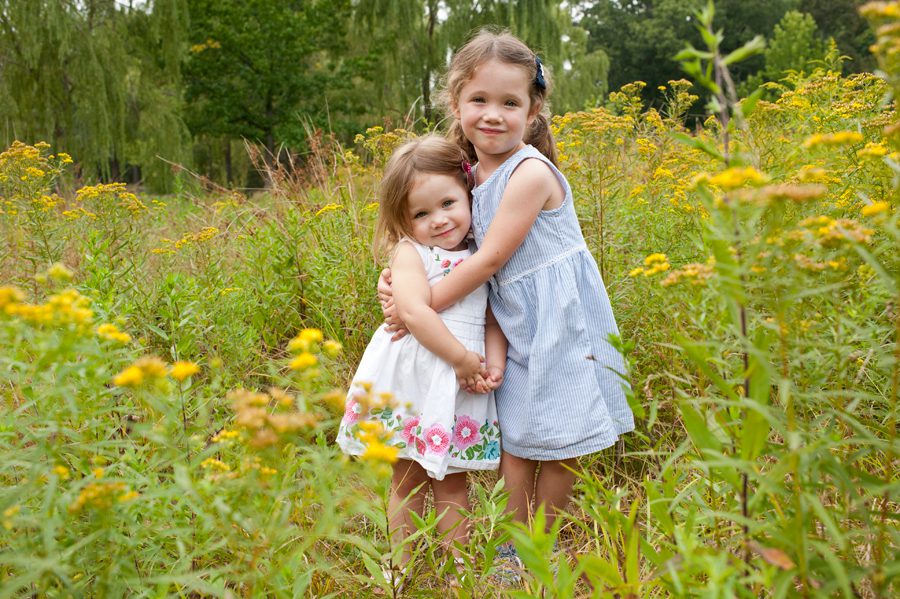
[1,5,899,598]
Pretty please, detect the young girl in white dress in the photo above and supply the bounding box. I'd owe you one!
[337,135,506,581]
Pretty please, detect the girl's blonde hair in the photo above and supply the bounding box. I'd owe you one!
[438,29,558,166]
[374,135,471,256]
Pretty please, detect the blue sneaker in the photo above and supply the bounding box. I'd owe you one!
[491,542,523,586]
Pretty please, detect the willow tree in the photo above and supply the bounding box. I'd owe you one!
[351,0,603,126]
[0,0,189,189]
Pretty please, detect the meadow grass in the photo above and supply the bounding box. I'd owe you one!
[2,9,899,597]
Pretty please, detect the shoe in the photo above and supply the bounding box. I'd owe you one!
[380,565,407,594]
[446,556,467,588]
[490,542,523,586]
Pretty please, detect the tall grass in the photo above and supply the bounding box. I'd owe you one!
[1,3,899,596]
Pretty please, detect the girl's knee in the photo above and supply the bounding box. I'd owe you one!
[392,460,429,494]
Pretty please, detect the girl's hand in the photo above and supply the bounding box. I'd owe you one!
[377,268,408,340]
[484,365,505,391]
[453,350,485,390]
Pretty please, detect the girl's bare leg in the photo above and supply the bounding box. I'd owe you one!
[430,472,471,558]
[388,459,429,565]
[499,451,537,524]
[534,458,578,530]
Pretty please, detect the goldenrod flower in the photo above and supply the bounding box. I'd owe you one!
[0,286,24,310]
[96,323,131,343]
[361,440,399,464]
[200,458,231,472]
[861,201,890,216]
[170,361,200,382]
[802,131,863,148]
[118,490,139,503]
[628,267,645,277]
[289,352,318,370]
[53,465,70,480]
[113,366,144,387]
[322,339,342,357]
[708,167,769,191]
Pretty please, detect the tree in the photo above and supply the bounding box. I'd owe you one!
[798,0,875,73]
[0,0,189,190]
[0,1,129,178]
[350,1,602,125]
[184,0,357,172]
[580,0,799,106]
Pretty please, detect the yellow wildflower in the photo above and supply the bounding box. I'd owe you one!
[861,201,890,216]
[315,203,344,216]
[96,323,131,343]
[708,167,769,191]
[322,339,342,357]
[361,440,399,464]
[53,465,71,480]
[289,352,318,370]
[0,286,24,310]
[113,366,144,387]
[135,356,168,379]
[644,253,668,266]
[200,458,231,472]
[170,361,200,382]
[802,131,864,148]
[857,141,889,158]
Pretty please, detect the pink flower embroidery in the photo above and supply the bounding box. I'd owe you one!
[342,397,361,425]
[440,259,451,268]
[452,258,464,268]
[424,424,450,455]
[400,416,420,444]
[453,415,481,449]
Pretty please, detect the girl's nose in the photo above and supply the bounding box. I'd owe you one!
[483,104,501,121]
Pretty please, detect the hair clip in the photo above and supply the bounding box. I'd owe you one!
[461,160,475,189]
[534,56,547,91]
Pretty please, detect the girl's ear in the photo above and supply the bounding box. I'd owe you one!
[451,100,461,119]
[527,100,542,126]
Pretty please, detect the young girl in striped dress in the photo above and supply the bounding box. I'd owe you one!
[379,30,635,578]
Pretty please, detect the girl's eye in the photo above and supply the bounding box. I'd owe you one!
[413,211,427,219]
[472,96,485,103]
[505,100,519,107]
[442,199,455,208]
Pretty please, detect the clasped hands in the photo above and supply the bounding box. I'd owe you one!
[377,269,500,394]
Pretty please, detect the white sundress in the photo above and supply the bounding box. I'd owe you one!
[336,239,501,480]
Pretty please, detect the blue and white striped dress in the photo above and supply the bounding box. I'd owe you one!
[471,145,634,460]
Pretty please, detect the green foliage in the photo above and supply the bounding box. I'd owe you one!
[2,3,900,593]
[184,0,358,158]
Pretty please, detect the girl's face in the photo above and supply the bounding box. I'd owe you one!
[406,173,471,251]
[453,59,537,169]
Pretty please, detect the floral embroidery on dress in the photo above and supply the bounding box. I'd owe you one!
[434,252,466,277]
[340,406,501,464]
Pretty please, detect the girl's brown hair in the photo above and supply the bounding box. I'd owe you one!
[374,135,471,256]
[438,29,558,166]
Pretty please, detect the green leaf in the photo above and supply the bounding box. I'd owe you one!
[678,401,722,455]
[644,479,675,536]
[671,132,725,161]
[722,35,766,66]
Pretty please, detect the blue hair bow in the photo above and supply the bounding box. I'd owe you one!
[534,56,547,90]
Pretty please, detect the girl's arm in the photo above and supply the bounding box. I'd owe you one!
[429,159,560,312]
[391,242,485,388]
[483,306,507,391]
